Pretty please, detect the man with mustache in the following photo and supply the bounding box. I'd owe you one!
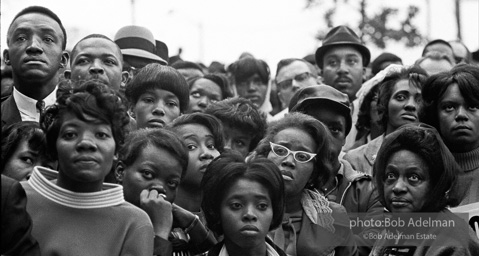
[65,34,129,92]
[2,6,69,127]
[315,25,371,152]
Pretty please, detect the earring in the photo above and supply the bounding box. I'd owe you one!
[115,173,123,182]
[4,59,10,65]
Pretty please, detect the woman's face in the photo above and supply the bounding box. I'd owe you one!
[120,144,183,206]
[175,124,220,190]
[3,140,54,181]
[187,78,223,113]
[438,83,479,153]
[220,178,273,252]
[386,79,421,134]
[267,127,317,198]
[56,113,116,192]
[223,123,253,158]
[235,74,268,107]
[132,88,181,129]
[383,149,430,213]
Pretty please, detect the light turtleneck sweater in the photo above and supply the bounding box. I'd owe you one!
[452,146,479,205]
[21,166,154,256]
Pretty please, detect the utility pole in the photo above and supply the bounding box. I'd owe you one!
[455,0,462,40]
[131,0,136,25]
[425,0,431,39]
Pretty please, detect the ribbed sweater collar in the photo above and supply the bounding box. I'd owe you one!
[28,166,125,209]
[452,146,479,172]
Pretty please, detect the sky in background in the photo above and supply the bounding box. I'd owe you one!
[1,0,478,74]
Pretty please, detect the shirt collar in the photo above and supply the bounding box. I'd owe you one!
[13,86,57,122]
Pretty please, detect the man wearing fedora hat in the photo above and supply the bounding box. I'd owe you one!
[315,25,371,151]
[114,25,169,80]
[289,85,382,256]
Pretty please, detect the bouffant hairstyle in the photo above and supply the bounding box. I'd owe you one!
[187,73,234,100]
[374,123,461,212]
[40,80,130,159]
[125,63,190,113]
[201,152,284,235]
[419,64,479,131]
[118,128,189,180]
[8,6,67,49]
[377,65,428,129]
[254,112,334,188]
[205,97,267,152]
[228,57,270,84]
[1,121,50,172]
[168,112,225,152]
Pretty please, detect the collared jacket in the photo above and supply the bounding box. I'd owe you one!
[269,190,358,256]
[343,135,384,176]
[322,159,384,256]
[1,95,22,128]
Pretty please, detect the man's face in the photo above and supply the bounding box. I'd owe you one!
[4,13,67,84]
[419,58,454,76]
[424,43,455,63]
[68,38,128,91]
[306,106,346,161]
[321,46,365,101]
[449,41,469,64]
[276,61,317,109]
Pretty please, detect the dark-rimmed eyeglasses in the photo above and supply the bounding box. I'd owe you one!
[276,72,312,90]
[269,142,316,163]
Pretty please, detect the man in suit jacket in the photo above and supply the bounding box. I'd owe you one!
[1,6,69,127]
[1,174,40,255]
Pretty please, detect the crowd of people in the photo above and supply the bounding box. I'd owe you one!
[1,5,479,256]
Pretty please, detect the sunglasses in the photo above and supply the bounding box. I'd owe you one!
[276,72,312,90]
[269,142,316,163]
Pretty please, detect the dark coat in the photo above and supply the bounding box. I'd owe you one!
[1,95,22,128]
[1,174,40,256]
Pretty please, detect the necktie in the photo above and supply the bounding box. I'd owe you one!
[36,100,45,119]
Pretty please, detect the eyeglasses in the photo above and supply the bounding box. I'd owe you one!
[269,142,316,163]
[276,72,312,90]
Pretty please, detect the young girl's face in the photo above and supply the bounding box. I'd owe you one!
[3,140,53,181]
[120,144,183,206]
[175,123,220,189]
[267,127,317,197]
[220,178,273,250]
[187,78,223,114]
[132,88,181,129]
[56,112,116,191]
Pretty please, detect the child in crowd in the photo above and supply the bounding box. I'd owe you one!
[116,128,216,255]
[253,112,358,256]
[168,112,224,254]
[21,81,154,255]
[228,57,273,120]
[201,152,287,256]
[125,63,189,130]
[186,73,234,114]
[205,97,267,158]
[1,121,55,181]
